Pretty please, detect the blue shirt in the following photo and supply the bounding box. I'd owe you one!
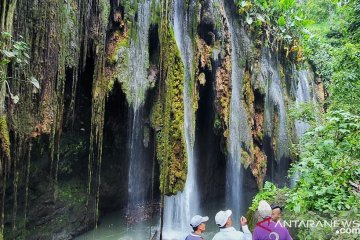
[185,233,204,240]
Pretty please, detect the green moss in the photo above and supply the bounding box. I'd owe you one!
[150,0,161,25]
[242,70,255,125]
[0,115,10,159]
[150,22,186,195]
[58,181,87,204]
[240,148,251,169]
[257,131,263,141]
[272,109,279,159]
[100,0,110,30]
[108,34,129,64]
[198,72,206,85]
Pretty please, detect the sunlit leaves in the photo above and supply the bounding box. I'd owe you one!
[30,76,40,89]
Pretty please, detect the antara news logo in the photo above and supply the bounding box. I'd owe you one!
[256,217,360,237]
[275,219,360,235]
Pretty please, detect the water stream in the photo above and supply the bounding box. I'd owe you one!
[223,0,252,222]
[291,69,316,186]
[162,0,199,238]
[295,69,314,137]
[127,0,152,209]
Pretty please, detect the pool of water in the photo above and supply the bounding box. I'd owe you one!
[75,211,159,240]
[75,208,236,240]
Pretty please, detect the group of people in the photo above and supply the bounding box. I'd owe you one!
[185,200,292,240]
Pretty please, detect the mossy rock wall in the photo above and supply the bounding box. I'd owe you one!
[151,21,186,195]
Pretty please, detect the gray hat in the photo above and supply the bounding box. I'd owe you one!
[190,215,209,228]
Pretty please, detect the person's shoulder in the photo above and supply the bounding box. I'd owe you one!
[185,235,200,240]
[211,232,221,240]
[185,234,195,240]
[253,226,261,233]
[233,230,244,236]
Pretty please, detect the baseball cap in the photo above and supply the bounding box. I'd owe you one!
[215,209,232,227]
[190,215,209,228]
[258,200,272,218]
[271,204,283,211]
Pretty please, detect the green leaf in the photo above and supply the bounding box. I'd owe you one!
[30,76,40,89]
[1,32,12,39]
[0,59,10,65]
[278,16,286,27]
[2,50,15,58]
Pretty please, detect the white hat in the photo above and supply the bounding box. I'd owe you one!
[190,215,209,228]
[258,200,272,219]
[215,209,232,227]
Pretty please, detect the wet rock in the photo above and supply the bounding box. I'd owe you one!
[199,1,216,45]
[23,181,94,240]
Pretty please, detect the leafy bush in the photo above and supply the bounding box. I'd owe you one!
[288,102,318,126]
[249,181,287,211]
[236,0,313,57]
[288,111,360,214]
[0,31,39,103]
[329,43,360,114]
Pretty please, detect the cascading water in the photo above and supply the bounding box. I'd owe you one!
[260,48,290,185]
[223,0,252,221]
[295,69,314,137]
[127,0,152,210]
[163,0,199,238]
[291,69,316,186]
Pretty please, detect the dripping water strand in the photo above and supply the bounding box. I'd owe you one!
[12,134,21,235]
[24,140,32,230]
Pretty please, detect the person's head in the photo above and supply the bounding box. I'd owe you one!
[190,215,209,234]
[271,205,283,222]
[257,200,272,220]
[215,209,232,228]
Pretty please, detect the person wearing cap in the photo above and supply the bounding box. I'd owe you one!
[271,204,293,240]
[271,204,283,223]
[253,200,292,240]
[185,215,209,240]
[212,209,252,240]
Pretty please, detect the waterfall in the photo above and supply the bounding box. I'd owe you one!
[259,48,290,185]
[163,0,199,238]
[291,69,316,186]
[224,0,252,221]
[295,70,313,137]
[262,50,289,162]
[127,0,152,209]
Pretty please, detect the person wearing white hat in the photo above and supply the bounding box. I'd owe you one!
[185,215,209,240]
[212,209,252,240]
[253,200,293,240]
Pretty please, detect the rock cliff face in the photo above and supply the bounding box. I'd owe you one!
[0,0,324,239]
